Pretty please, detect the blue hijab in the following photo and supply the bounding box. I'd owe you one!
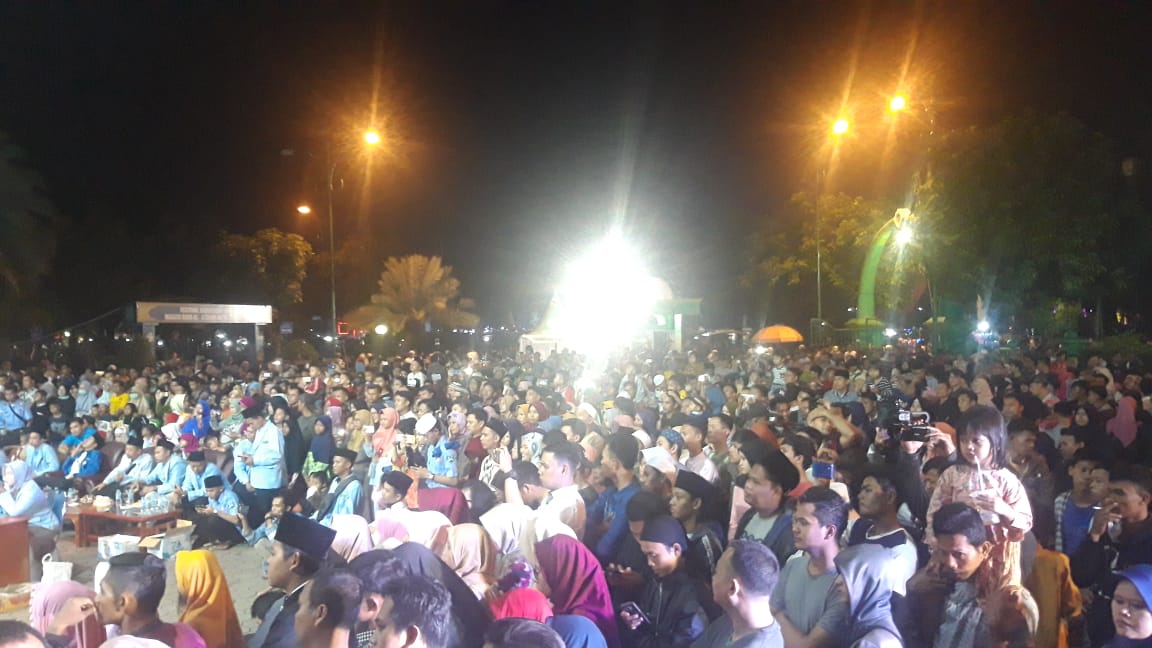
[180,399,213,439]
[309,415,335,465]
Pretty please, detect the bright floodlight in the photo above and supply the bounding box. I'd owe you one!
[322,335,335,342]
[889,95,908,112]
[884,327,898,338]
[374,324,389,335]
[977,320,991,333]
[364,130,381,146]
[552,227,661,366]
[832,118,850,136]
[297,205,312,215]
[754,345,767,355]
[63,331,71,337]
[894,227,913,247]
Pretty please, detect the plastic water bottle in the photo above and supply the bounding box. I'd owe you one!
[115,490,124,514]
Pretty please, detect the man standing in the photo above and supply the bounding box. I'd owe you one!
[588,434,641,562]
[251,513,337,648]
[293,568,363,648]
[241,404,286,527]
[680,416,719,484]
[821,370,857,405]
[770,487,850,648]
[734,451,800,565]
[692,540,783,648]
[533,441,587,540]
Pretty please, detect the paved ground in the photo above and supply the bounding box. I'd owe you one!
[0,527,268,636]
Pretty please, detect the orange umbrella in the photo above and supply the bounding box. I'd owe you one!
[751,324,804,344]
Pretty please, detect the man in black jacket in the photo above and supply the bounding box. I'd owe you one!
[250,513,336,648]
[1070,464,1152,645]
[618,515,709,648]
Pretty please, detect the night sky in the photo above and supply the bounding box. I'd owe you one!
[3,1,1151,330]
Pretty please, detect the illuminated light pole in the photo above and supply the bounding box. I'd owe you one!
[889,95,907,113]
[295,130,382,338]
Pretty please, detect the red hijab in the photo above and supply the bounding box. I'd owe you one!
[489,587,552,623]
[535,535,620,648]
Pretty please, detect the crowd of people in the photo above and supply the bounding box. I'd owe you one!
[0,342,1151,648]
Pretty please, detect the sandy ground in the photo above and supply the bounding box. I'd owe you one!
[0,527,269,636]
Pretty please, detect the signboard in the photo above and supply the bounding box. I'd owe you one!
[135,302,273,325]
[280,322,294,335]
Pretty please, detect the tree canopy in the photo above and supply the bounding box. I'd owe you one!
[213,228,314,310]
[345,254,479,336]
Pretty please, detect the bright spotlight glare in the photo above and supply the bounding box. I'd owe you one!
[894,227,913,247]
[754,345,767,355]
[976,320,991,333]
[884,328,898,338]
[322,335,335,342]
[374,324,389,335]
[223,340,233,347]
[552,227,661,365]
[832,118,850,136]
[889,95,907,112]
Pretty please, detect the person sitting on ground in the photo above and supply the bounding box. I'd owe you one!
[29,580,106,648]
[692,539,783,648]
[346,550,405,648]
[175,549,244,648]
[293,568,364,648]
[770,486,850,648]
[618,515,709,648]
[248,493,286,550]
[50,552,206,647]
[190,475,245,549]
[171,451,227,512]
[372,471,451,550]
[905,502,1038,646]
[250,513,337,648]
[373,575,452,648]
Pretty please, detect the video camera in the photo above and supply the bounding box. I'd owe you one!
[891,409,933,442]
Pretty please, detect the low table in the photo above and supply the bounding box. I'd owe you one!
[66,505,182,548]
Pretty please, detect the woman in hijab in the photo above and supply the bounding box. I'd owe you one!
[439,523,499,599]
[174,550,244,648]
[273,404,306,480]
[330,514,374,562]
[347,409,375,455]
[489,586,553,622]
[303,415,336,478]
[834,544,903,647]
[0,460,59,580]
[392,542,489,648]
[30,580,106,648]
[535,535,620,648]
[480,503,532,576]
[1108,396,1141,450]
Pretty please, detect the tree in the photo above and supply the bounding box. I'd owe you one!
[345,255,479,339]
[915,112,1139,327]
[743,192,893,323]
[0,131,59,299]
[213,228,314,310]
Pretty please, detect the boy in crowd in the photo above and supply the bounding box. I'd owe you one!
[1053,449,1105,556]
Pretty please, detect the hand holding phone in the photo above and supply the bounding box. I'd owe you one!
[619,601,650,629]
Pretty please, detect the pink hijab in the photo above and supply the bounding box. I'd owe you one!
[1108,396,1139,447]
[31,581,107,648]
[372,407,400,458]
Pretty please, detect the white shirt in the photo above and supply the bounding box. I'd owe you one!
[685,451,720,484]
[539,483,586,541]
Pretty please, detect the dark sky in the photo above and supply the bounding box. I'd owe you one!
[3,1,1151,330]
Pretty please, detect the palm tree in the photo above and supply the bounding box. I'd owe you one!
[344,255,479,340]
[0,131,58,298]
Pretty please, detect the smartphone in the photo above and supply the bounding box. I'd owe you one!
[812,461,836,481]
[620,602,650,625]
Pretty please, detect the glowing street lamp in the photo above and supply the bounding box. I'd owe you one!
[364,130,381,146]
[296,204,312,215]
[831,118,850,136]
[894,227,913,247]
[976,320,991,333]
[889,95,908,112]
[373,324,389,335]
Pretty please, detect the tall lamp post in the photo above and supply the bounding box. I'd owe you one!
[296,129,381,337]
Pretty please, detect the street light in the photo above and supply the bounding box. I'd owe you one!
[364,130,381,146]
[296,205,312,215]
[889,95,908,112]
[894,226,914,247]
[373,324,389,335]
[831,118,850,136]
